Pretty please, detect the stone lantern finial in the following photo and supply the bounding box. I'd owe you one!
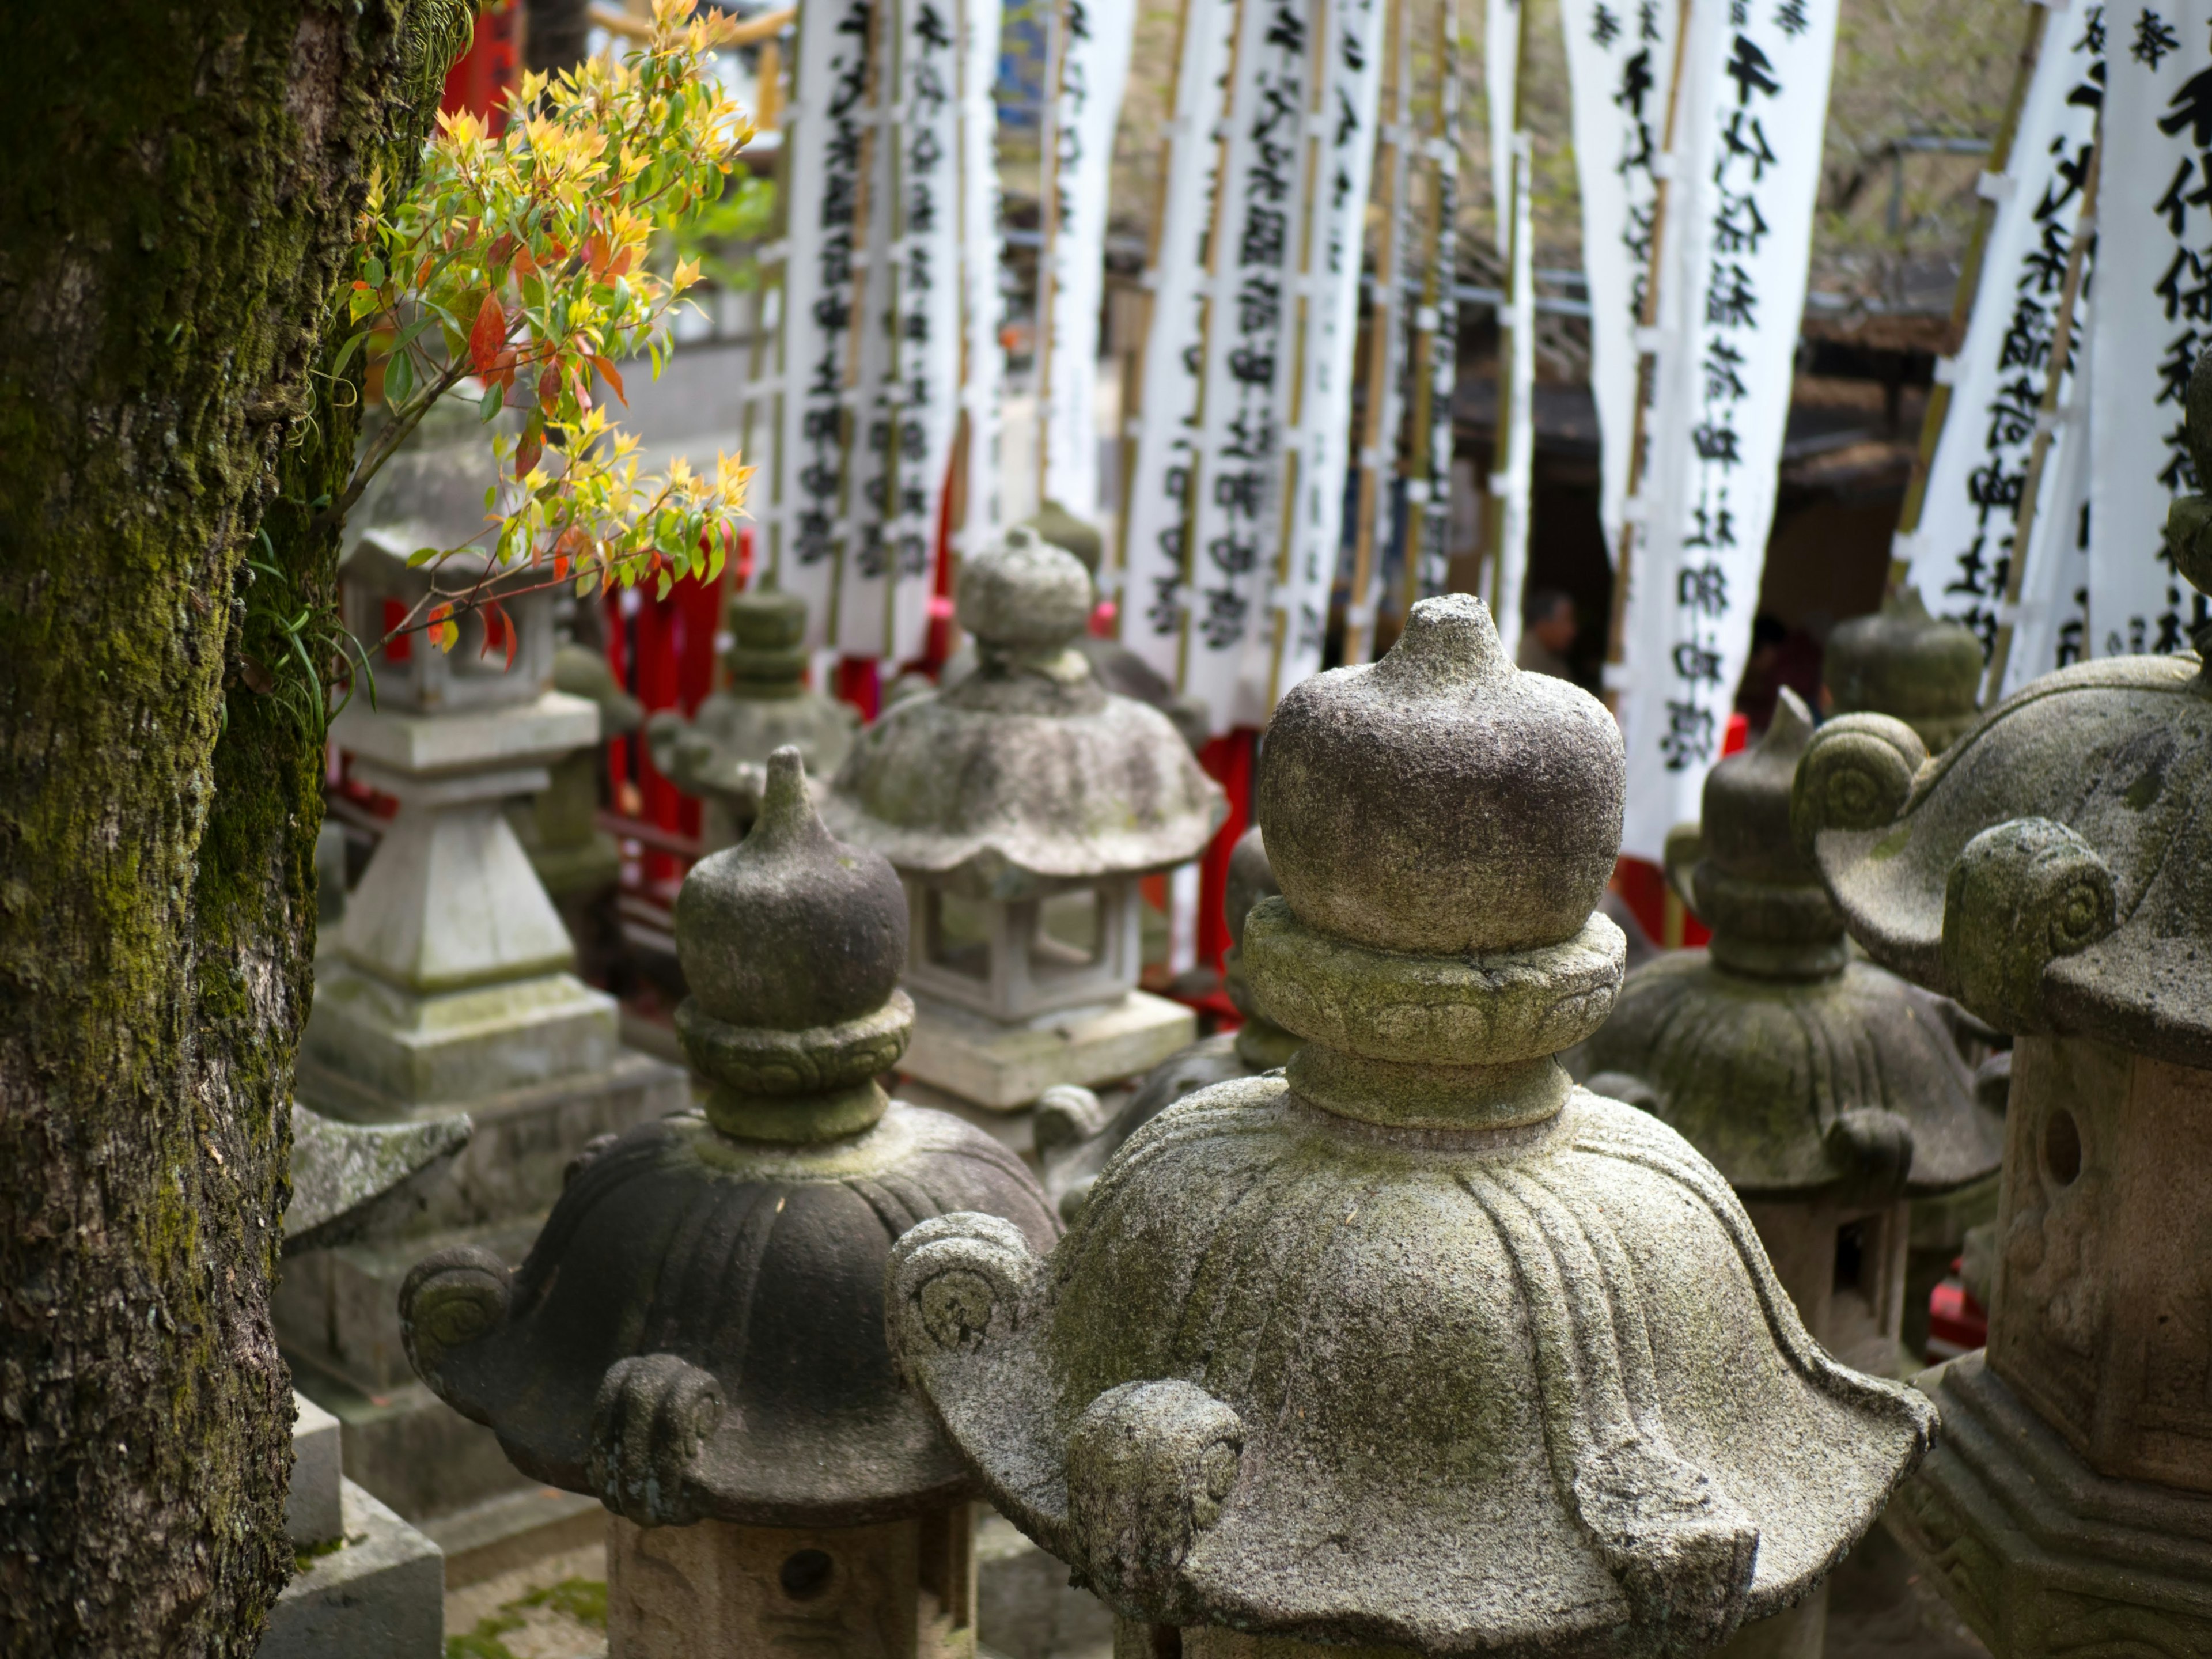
[888,594,1934,1658]
[400,748,1058,1656]
[1821,586,1986,753]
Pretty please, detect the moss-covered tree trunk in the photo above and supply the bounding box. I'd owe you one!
[0,1,464,1650]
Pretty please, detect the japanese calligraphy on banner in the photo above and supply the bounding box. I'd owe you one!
[1487,0,1533,657]
[1267,0,1388,700]
[1899,7,2100,659]
[2004,294,2095,696]
[1040,0,1138,517]
[960,0,1007,558]
[1560,0,1680,551]
[1115,0,1238,684]
[2091,0,2212,657]
[774,0,877,645]
[1619,0,1840,861]
[1180,0,1317,729]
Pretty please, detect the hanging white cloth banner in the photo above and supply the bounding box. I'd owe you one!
[1486,0,1520,252]
[1115,0,1240,683]
[1560,0,1681,553]
[1040,0,1139,520]
[1619,0,1841,861]
[836,0,962,658]
[1899,8,2100,658]
[1179,0,1318,730]
[959,0,1007,563]
[1491,128,1536,658]
[774,0,880,645]
[2091,0,2211,657]
[1260,0,1388,702]
[2005,291,2096,696]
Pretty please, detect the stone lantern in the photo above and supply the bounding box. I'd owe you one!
[1821,587,2006,1356]
[282,411,685,1541]
[888,595,1935,1659]
[646,578,859,851]
[1038,825,1300,1219]
[1571,690,2003,1384]
[1790,354,2212,1659]
[400,749,1060,1657]
[825,527,1226,1114]
[1821,586,1984,753]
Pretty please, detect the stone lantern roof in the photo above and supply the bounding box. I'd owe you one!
[824,528,1225,899]
[888,596,1934,1656]
[646,577,858,834]
[399,751,1058,1528]
[1571,690,2002,1197]
[1798,634,2212,1066]
[1822,586,1985,753]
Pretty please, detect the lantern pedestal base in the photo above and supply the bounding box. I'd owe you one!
[1886,1351,2212,1656]
[262,1477,445,1659]
[900,988,1196,1111]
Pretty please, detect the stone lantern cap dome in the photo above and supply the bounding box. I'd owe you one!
[400,751,1059,1528]
[1823,587,1986,753]
[888,597,1934,1656]
[824,527,1225,900]
[1572,692,2002,1198]
[1795,346,2212,1064]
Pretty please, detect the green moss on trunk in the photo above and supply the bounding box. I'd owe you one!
[0,1,464,1651]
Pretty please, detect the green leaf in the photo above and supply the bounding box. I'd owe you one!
[331,329,369,379]
[481,380,506,421]
[407,546,441,567]
[384,346,414,407]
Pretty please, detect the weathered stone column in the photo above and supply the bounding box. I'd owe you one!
[646,578,858,851]
[888,595,1934,1659]
[1571,689,2002,1382]
[826,528,1225,1125]
[279,415,688,1544]
[402,749,1060,1658]
[1793,355,2212,1658]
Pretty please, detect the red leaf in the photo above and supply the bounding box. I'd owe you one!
[487,232,516,269]
[513,244,539,278]
[585,233,611,278]
[469,291,506,374]
[538,365,562,410]
[554,553,570,581]
[514,425,543,479]
[609,245,636,280]
[591,355,627,406]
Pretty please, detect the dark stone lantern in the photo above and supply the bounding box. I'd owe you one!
[400,750,1059,1657]
[1791,352,2212,1659]
[647,579,859,850]
[1572,690,2003,1382]
[1821,587,1985,755]
[888,596,1934,1659]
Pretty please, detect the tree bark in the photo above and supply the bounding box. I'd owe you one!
[0,2,465,1652]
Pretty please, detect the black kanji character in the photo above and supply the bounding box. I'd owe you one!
[1660,698,1717,770]
[2133,6,2180,66]
[1693,415,1742,467]
[1725,35,1780,103]
[1774,0,1809,36]
[1703,339,1750,403]
[1673,641,1725,684]
[1679,562,1729,615]
[1706,261,1758,328]
[1715,109,1777,184]
[2159,66,2212,147]
[1592,2,1622,46]
[1713,188,1768,254]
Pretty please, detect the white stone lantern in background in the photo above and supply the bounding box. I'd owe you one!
[825,528,1226,1121]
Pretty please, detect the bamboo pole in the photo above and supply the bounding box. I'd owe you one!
[1982,127,2098,704]
[1344,0,1410,666]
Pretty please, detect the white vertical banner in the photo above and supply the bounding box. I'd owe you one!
[1266,0,1387,699]
[833,27,903,656]
[1181,0,1316,729]
[1900,8,2100,657]
[1492,130,1536,657]
[1041,0,1139,517]
[959,0,1007,562]
[2006,293,2096,695]
[2091,0,2211,657]
[1620,0,1840,861]
[883,0,968,660]
[1486,0,1520,252]
[775,0,878,644]
[1116,0,1240,681]
[1561,0,1681,552]
[1416,57,1463,599]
